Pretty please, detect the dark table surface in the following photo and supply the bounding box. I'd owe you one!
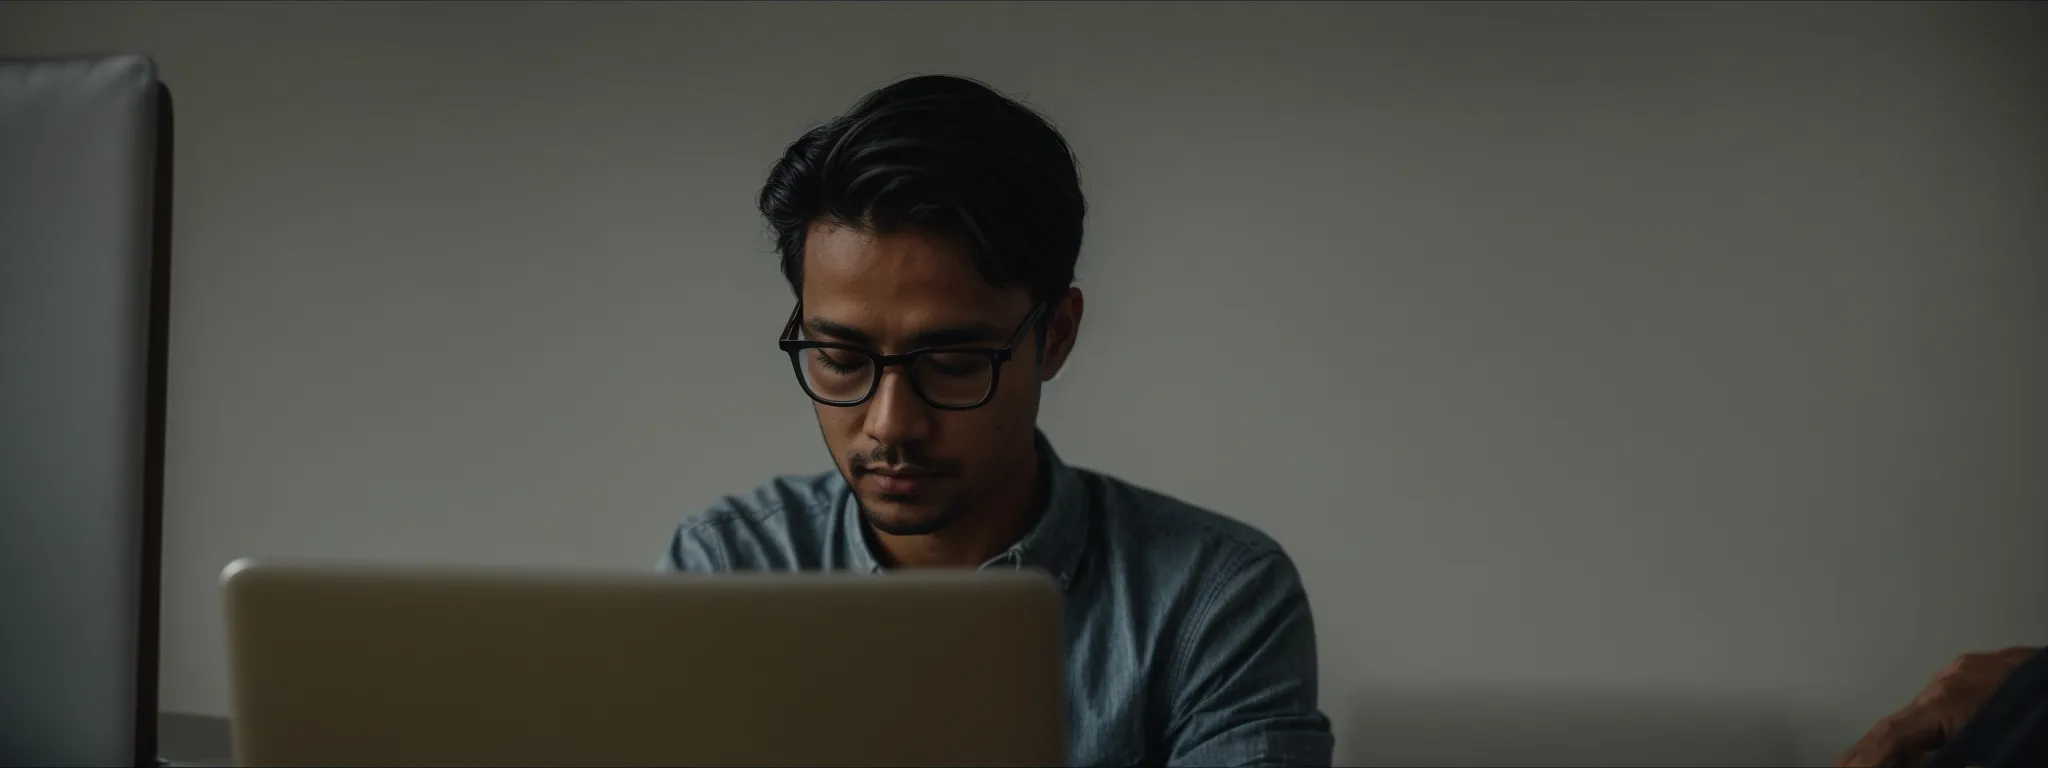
[158,712,233,767]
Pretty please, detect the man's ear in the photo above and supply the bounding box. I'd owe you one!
[1040,286,1085,382]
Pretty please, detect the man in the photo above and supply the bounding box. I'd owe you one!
[660,74,1334,767]
[1836,646,2043,768]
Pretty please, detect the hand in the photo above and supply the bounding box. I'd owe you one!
[1833,646,2042,768]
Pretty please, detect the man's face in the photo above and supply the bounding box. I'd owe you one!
[796,223,1071,537]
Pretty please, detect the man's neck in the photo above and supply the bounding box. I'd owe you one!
[873,443,1046,568]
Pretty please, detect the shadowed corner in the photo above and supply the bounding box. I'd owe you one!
[156,713,233,767]
[1344,686,1806,767]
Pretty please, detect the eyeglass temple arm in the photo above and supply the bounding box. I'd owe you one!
[779,301,803,341]
[1005,301,1050,348]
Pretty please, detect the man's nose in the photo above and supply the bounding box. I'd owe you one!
[862,368,933,446]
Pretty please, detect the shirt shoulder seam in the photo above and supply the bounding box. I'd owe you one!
[679,473,844,535]
[1080,467,1282,561]
[1166,546,1276,703]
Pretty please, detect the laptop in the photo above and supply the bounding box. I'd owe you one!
[219,559,1066,767]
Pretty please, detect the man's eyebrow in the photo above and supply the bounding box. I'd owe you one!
[803,317,874,346]
[802,317,1007,349]
[906,322,1006,349]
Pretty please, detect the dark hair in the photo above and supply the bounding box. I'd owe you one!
[757,74,1086,310]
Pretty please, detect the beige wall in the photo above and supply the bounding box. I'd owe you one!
[5,1,2044,764]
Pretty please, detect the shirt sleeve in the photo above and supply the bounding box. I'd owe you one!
[1164,549,1335,768]
[658,474,830,573]
[658,519,726,572]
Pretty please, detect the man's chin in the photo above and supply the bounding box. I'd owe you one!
[857,493,962,537]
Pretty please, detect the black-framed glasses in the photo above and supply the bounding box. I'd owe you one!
[777,301,1049,410]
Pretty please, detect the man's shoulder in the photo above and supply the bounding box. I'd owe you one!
[1075,467,1296,573]
[679,470,845,533]
[1072,467,1330,768]
[663,470,845,571]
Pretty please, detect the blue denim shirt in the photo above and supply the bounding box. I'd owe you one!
[659,432,1333,767]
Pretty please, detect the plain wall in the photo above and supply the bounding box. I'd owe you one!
[4,1,2045,764]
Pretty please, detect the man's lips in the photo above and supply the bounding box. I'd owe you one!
[860,466,947,496]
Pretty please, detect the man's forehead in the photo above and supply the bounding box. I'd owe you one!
[798,299,1015,348]
[803,224,990,296]
[798,266,1028,329]
[798,225,1030,339]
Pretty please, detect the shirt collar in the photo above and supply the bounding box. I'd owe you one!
[842,429,1090,590]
